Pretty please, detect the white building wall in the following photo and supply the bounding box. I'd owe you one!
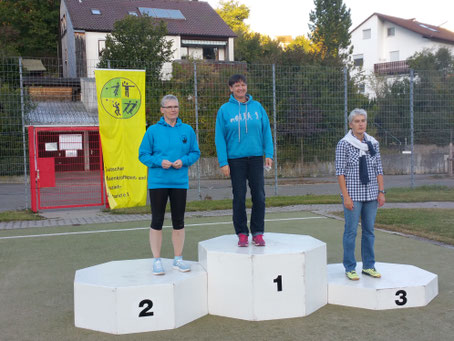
[351,14,454,72]
[85,31,108,77]
[60,0,76,78]
[165,35,181,59]
[228,37,235,61]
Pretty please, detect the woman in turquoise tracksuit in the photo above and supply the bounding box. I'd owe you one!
[215,74,274,247]
[139,95,200,275]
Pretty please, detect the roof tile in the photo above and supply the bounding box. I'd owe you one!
[64,0,236,38]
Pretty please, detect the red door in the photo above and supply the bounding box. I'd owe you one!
[28,126,105,212]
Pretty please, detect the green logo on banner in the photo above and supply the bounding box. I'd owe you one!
[100,77,141,119]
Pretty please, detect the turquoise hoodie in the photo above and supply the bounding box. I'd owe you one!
[215,94,274,167]
[139,117,200,189]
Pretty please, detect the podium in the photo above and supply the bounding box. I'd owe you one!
[74,258,207,334]
[74,233,439,334]
[198,233,327,320]
[327,262,438,310]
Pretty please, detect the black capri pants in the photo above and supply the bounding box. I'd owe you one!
[149,188,187,230]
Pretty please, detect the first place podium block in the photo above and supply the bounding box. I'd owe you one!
[74,258,207,334]
[327,262,438,310]
[198,233,327,321]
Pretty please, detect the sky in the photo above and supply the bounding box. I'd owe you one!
[205,0,454,38]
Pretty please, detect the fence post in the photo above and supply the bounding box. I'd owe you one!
[19,57,30,209]
[193,62,201,199]
[344,66,348,134]
[410,69,415,189]
[272,64,278,196]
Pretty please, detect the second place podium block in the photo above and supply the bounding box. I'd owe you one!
[74,258,207,334]
[198,233,327,321]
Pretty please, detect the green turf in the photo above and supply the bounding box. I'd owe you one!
[1,211,453,341]
[1,185,453,222]
[108,185,454,215]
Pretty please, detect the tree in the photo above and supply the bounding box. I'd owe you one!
[97,15,173,79]
[308,0,352,63]
[216,0,250,33]
[0,0,60,56]
[373,48,454,146]
[216,0,283,63]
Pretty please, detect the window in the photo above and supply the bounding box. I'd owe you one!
[390,50,399,62]
[353,54,364,67]
[138,7,185,20]
[387,27,395,36]
[358,83,366,93]
[128,11,138,16]
[98,40,106,57]
[91,9,101,15]
[60,14,67,36]
[419,23,438,32]
[203,47,218,60]
[362,29,371,39]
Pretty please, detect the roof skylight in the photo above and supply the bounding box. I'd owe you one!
[91,9,101,15]
[138,7,186,20]
[418,23,438,32]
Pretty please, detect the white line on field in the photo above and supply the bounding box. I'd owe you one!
[0,216,326,240]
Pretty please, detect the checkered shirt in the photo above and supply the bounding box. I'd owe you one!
[335,135,384,202]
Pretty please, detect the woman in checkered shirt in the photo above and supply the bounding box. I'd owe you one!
[335,108,385,281]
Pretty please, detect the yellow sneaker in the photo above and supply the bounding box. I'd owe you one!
[346,270,360,281]
[362,268,381,278]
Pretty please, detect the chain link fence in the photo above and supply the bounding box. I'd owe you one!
[1,56,453,209]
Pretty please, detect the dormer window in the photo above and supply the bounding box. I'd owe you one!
[91,9,101,15]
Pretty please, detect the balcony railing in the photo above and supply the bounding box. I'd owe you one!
[374,60,409,75]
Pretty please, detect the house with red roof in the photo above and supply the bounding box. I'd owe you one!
[350,13,454,94]
[60,0,236,78]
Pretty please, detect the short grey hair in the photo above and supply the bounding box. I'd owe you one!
[161,94,179,107]
[348,108,367,123]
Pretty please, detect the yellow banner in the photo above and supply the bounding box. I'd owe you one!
[95,69,147,209]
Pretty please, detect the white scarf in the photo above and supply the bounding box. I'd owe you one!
[341,130,377,156]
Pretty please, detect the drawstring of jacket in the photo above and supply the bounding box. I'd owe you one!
[237,101,248,142]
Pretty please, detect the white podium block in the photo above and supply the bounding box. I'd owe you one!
[74,258,207,334]
[198,233,327,321]
[327,262,438,310]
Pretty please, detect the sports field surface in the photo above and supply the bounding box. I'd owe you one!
[1,211,453,341]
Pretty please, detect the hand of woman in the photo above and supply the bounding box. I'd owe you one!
[378,192,386,207]
[265,158,273,169]
[220,165,230,177]
[172,159,183,169]
[343,195,354,211]
[161,160,172,169]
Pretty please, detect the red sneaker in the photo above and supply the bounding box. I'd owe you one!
[238,233,249,247]
[252,234,266,246]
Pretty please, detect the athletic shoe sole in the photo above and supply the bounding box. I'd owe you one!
[173,265,190,272]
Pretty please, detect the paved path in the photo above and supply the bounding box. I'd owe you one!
[1,202,453,230]
[2,174,454,211]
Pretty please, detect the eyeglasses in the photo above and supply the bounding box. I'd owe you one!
[162,106,179,110]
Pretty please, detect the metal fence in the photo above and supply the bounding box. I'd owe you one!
[1,56,453,209]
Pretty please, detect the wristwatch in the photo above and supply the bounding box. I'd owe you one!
[378,190,386,194]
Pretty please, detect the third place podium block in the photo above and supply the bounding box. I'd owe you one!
[327,262,438,310]
[198,233,327,321]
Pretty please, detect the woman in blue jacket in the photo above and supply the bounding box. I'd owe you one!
[139,95,200,275]
[215,74,274,247]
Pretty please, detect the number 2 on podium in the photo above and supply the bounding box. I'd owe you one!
[138,299,154,317]
[273,275,283,292]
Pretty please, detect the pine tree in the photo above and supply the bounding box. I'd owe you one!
[308,0,352,63]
